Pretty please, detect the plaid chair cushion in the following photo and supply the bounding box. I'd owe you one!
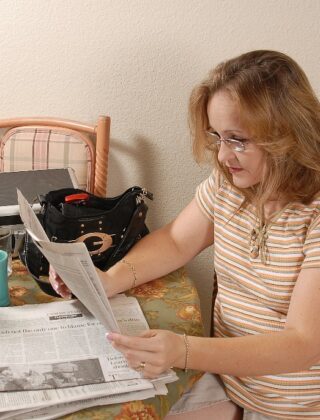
[0,127,93,191]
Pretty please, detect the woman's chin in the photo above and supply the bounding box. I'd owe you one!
[232,174,256,189]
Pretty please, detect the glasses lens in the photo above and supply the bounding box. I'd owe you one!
[205,132,246,152]
[227,140,245,152]
[206,131,221,146]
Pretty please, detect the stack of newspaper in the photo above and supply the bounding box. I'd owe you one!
[0,192,177,420]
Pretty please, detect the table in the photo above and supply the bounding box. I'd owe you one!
[8,259,204,419]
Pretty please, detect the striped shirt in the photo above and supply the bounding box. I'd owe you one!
[196,171,320,419]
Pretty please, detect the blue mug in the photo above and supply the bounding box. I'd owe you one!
[0,250,10,306]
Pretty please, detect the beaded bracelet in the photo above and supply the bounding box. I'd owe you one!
[121,259,137,289]
[183,333,190,372]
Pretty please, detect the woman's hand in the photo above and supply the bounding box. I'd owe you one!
[48,266,72,299]
[49,265,113,299]
[107,329,186,378]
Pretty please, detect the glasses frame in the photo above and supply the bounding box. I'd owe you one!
[205,131,247,152]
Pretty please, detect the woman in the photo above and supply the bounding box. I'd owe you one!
[51,50,320,419]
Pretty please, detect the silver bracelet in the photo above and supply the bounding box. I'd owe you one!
[121,259,137,289]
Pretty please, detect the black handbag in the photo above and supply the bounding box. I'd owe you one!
[20,186,153,296]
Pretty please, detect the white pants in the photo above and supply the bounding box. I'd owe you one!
[168,373,277,419]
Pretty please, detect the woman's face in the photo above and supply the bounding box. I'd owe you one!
[207,90,266,189]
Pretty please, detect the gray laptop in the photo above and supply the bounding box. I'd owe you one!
[0,168,78,226]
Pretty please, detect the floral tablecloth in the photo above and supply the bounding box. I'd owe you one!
[9,259,204,419]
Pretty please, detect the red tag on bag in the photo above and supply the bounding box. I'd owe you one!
[64,193,89,203]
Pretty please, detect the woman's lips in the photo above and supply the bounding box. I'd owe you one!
[228,166,243,174]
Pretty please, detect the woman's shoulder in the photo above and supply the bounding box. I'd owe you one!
[305,192,320,225]
[286,192,320,227]
[196,170,243,217]
[204,170,239,195]
[295,191,320,212]
[211,170,244,203]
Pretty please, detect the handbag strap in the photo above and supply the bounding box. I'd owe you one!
[20,235,60,296]
[102,202,149,270]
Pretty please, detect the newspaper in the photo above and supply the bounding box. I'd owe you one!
[0,299,154,412]
[3,190,178,417]
[0,298,177,415]
[0,381,169,420]
[17,189,119,333]
[0,388,157,420]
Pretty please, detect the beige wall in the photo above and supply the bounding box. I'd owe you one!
[1,0,319,332]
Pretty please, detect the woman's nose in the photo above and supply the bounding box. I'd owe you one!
[217,141,236,164]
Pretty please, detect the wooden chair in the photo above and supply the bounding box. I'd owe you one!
[0,116,110,197]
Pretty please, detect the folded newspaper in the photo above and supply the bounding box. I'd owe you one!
[0,191,177,419]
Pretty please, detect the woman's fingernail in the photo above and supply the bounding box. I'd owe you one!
[106,333,113,341]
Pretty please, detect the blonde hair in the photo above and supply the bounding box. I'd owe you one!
[189,50,320,205]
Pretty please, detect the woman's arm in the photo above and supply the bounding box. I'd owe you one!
[49,198,214,298]
[108,266,320,378]
[101,198,214,296]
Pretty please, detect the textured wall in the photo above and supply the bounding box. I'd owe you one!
[1,0,319,332]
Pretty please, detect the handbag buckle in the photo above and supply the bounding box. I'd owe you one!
[136,188,153,204]
[74,232,114,255]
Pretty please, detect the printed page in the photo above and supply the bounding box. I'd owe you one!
[0,301,156,412]
[0,388,156,420]
[12,192,178,415]
[0,301,139,378]
[16,190,49,242]
[0,378,154,413]
[35,240,119,332]
[17,189,119,332]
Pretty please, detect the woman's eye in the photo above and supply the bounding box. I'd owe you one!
[231,136,247,143]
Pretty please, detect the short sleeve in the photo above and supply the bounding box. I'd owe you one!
[195,171,217,223]
[302,214,320,269]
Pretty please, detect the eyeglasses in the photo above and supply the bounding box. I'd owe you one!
[205,131,248,152]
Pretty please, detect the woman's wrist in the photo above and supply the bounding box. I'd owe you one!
[120,259,137,288]
[97,259,139,297]
[174,333,191,370]
[97,268,124,297]
[97,268,114,297]
[182,333,190,371]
